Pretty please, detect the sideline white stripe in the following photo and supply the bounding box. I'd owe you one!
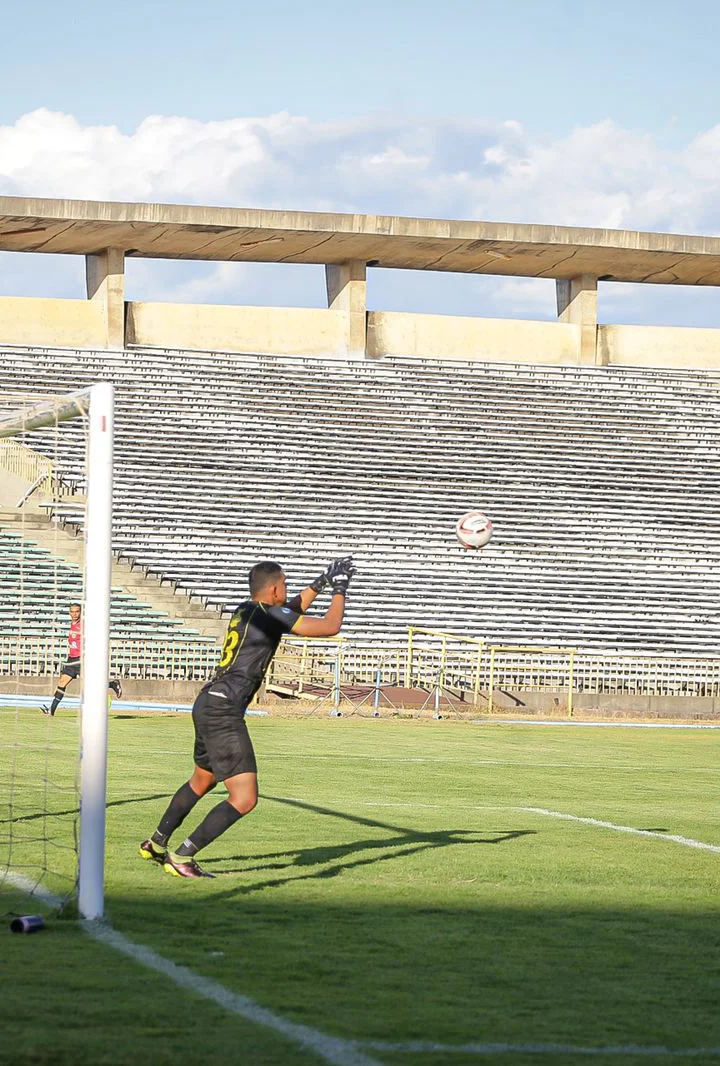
[520,806,720,854]
[4,870,63,907]
[3,872,379,1066]
[360,1039,720,1057]
[473,719,720,730]
[355,801,720,854]
[6,873,720,1059]
[85,923,380,1066]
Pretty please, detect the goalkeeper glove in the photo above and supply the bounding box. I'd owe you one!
[327,557,356,597]
[310,556,354,593]
[310,570,330,593]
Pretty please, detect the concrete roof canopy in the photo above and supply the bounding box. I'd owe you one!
[2,196,720,284]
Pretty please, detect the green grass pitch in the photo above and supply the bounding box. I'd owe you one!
[2,709,720,1066]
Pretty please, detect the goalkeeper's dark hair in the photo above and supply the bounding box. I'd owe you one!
[249,561,284,597]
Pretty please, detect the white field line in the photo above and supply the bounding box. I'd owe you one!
[4,870,63,908]
[3,872,380,1066]
[85,923,381,1066]
[356,801,720,854]
[472,720,720,730]
[359,1039,720,1057]
[6,805,720,1062]
[520,806,720,854]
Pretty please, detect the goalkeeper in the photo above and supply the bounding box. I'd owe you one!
[140,556,355,879]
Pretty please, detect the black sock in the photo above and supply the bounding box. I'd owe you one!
[176,801,243,857]
[151,782,203,847]
[50,687,66,714]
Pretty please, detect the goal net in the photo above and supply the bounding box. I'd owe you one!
[0,384,112,920]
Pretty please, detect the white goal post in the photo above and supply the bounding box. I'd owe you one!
[0,382,113,921]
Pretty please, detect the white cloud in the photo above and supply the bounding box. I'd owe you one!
[491,278,556,316]
[2,109,720,322]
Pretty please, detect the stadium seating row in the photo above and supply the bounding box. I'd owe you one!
[2,344,720,653]
[0,527,215,659]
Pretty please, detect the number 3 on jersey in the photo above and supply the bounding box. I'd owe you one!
[219,624,240,668]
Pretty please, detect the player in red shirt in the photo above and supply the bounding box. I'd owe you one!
[41,603,122,716]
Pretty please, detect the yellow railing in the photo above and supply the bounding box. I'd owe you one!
[486,645,576,717]
[0,439,54,494]
[267,633,720,711]
[265,637,344,697]
[407,626,485,702]
[4,628,720,706]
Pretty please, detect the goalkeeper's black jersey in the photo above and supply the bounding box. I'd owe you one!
[204,596,302,709]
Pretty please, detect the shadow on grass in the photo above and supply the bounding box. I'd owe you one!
[208,828,534,885]
[0,792,171,825]
[215,828,532,870]
[102,894,720,1054]
[202,794,536,896]
[102,798,720,1052]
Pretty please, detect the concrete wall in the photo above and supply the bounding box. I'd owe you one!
[0,296,107,348]
[0,675,202,705]
[598,323,720,369]
[126,301,350,357]
[487,688,720,719]
[367,311,580,363]
[6,294,720,371]
[3,676,719,720]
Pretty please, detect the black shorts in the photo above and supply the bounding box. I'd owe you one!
[192,687,257,781]
[60,659,81,680]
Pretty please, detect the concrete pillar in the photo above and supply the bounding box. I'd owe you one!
[86,248,125,348]
[325,261,367,356]
[556,274,598,365]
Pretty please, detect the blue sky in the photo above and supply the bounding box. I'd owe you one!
[3,0,719,140]
[2,0,720,325]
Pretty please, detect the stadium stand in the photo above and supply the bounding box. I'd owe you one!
[1,344,720,656]
[0,524,217,677]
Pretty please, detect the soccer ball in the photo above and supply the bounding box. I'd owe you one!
[456,511,492,550]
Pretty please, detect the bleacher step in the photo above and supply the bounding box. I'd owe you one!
[0,509,223,641]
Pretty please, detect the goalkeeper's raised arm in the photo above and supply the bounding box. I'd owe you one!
[290,557,356,637]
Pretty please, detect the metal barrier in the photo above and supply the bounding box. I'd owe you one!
[486,645,575,717]
[4,628,720,706]
[265,637,343,698]
[109,639,219,681]
[407,626,484,704]
[268,632,720,713]
[0,635,219,682]
[571,652,720,698]
[0,439,54,496]
[0,438,83,503]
